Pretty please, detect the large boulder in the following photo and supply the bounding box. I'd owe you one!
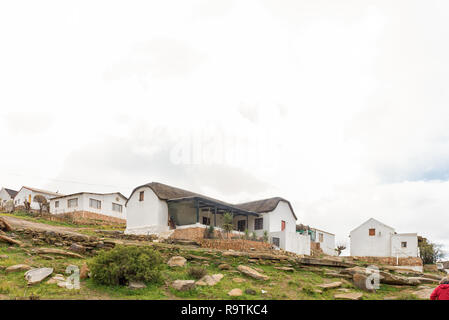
[353,273,375,292]
[172,280,195,291]
[167,256,187,267]
[237,265,269,280]
[25,268,54,285]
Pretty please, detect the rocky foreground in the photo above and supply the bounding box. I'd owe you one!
[0,215,444,300]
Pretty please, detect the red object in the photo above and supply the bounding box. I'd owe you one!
[430,284,449,300]
[281,220,286,231]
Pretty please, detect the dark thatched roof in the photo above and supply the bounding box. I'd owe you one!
[126,182,297,220]
[235,197,297,220]
[4,188,18,198]
[127,182,240,210]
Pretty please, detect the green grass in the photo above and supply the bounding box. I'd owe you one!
[0,214,433,301]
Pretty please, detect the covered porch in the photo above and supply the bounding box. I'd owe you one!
[167,196,259,233]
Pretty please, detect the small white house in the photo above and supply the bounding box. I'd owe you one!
[49,192,127,221]
[0,187,18,205]
[350,218,418,258]
[310,228,336,256]
[14,186,63,210]
[125,182,310,255]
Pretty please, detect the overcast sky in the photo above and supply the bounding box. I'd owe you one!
[1,0,448,255]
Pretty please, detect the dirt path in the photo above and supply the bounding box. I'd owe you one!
[1,215,89,238]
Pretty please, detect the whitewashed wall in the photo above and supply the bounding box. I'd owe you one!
[391,233,418,257]
[350,219,395,257]
[125,186,169,235]
[14,188,59,210]
[270,231,310,255]
[313,229,336,256]
[0,188,14,204]
[49,193,126,220]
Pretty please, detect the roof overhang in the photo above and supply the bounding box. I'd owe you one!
[167,196,260,217]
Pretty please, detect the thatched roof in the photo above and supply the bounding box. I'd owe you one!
[235,197,297,220]
[127,182,239,209]
[127,182,297,220]
[4,188,18,198]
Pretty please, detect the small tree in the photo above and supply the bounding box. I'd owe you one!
[33,195,48,216]
[207,224,215,239]
[263,230,269,243]
[222,212,234,238]
[251,232,257,241]
[335,243,347,256]
[419,239,445,264]
[244,229,249,240]
[4,200,14,213]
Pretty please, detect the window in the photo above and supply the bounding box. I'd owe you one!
[369,228,376,236]
[272,237,280,247]
[67,198,78,208]
[89,199,101,209]
[254,218,263,230]
[112,203,123,213]
[401,242,407,248]
[202,217,211,225]
[139,191,144,201]
[319,233,324,242]
[237,220,246,232]
[55,201,59,208]
[281,220,286,231]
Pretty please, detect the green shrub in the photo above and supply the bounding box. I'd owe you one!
[187,266,207,280]
[89,245,163,286]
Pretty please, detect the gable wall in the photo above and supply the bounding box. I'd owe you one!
[350,219,395,257]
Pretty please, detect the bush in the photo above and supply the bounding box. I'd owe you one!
[187,266,207,280]
[89,245,164,286]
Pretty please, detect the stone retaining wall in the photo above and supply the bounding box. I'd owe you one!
[50,211,126,226]
[354,256,423,266]
[198,239,272,251]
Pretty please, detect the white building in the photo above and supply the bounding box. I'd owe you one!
[0,187,18,205]
[125,182,310,255]
[311,228,336,256]
[49,192,127,222]
[350,218,419,258]
[14,186,63,210]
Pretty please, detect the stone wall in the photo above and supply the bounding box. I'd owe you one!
[199,239,272,251]
[50,211,126,226]
[354,256,423,266]
[13,228,116,255]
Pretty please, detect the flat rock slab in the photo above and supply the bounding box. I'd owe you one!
[237,265,269,280]
[228,288,243,297]
[128,281,147,289]
[318,281,342,290]
[0,255,9,259]
[408,277,439,284]
[167,256,187,267]
[232,277,246,283]
[25,267,54,285]
[34,248,84,259]
[172,280,195,291]
[6,264,31,273]
[196,274,224,286]
[274,267,295,272]
[334,292,363,300]
[218,264,231,270]
[412,288,433,300]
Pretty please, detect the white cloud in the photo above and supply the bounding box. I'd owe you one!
[0,0,448,255]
